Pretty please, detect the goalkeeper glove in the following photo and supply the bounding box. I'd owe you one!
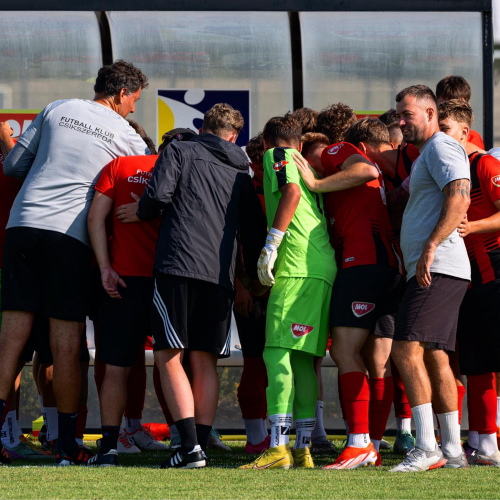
[257,228,285,287]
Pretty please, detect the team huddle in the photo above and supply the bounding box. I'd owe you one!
[0,61,498,472]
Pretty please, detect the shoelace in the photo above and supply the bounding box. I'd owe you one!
[140,427,157,441]
[119,434,135,448]
[400,447,423,467]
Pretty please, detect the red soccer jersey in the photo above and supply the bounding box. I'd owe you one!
[0,139,22,268]
[469,130,485,150]
[252,177,266,215]
[383,144,420,192]
[465,152,500,287]
[321,142,402,271]
[95,155,160,277]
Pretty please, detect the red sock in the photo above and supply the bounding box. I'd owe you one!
[457,385,466,426]
[467,373,497,434]
[237,357,268,420]
[369,377,394,441]
[391,359,411,418]
[339,372,370,434]
[124,350,146,420]
[76,405,88,440]
[153,363,173,426]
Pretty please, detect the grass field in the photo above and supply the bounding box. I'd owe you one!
[1,436,499,499]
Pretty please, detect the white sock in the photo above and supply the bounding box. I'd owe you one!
[396,417,411,433]
[1,410,20,448]
[371,439,381,452]
[437,411,462,458]
[293,418,316,449]
[244,418,268,445]
[261,418,268,437]
[75,437,83,446]
[125,417,142,434]
[468,430,479,449]
[478,433,498,456]
[269,414,292,447]
[44,407,58,441]
[348,433,370,448]
[16,420,22,437]
[311,401,328,444]
[343,419,350,435]
[412,403,436,452]
[169,424,179,442]
[497,398,500,428]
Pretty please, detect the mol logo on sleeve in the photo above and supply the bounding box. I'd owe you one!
[156,89,250,149]
[0,110,40,138]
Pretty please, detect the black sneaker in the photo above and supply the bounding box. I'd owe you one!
[82,450,118,467]
[54,445,94,466]
[160,445,206,469]
[0,444,12,465]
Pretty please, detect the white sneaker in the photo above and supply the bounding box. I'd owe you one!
[117,429,141,454]
[128,426,169,451]
[389,446,447,472]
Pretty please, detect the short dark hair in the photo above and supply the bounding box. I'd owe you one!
[378,109,398,128]
[246,133,265,165]
[262,113,302,148]
[292,107,319,134]
[316,103,357,144]
[395,85,437,106]
[344,117,391,147]
[436,76,471,103]
[438,99,474,128]
[94,60,148,97]
[301,132,330,158]
[202,103,244,136]
[158,128,198,153]
[127,119,157,155]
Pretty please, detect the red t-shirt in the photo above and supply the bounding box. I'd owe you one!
[469,130,485,150]
[0,139,23,268]
[322,142,402,272]
[95,155,160,277]
[252,177,266,214]
[383,144,420,192]
[466,152,500,288]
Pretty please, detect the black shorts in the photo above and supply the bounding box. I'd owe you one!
[2,227,91,322]
[234,296,268,358]
[99,277,153,368]
[33,316,90,365]
[458,280,500,375]
[394,273,469,352]
[151,273,234,358]
[330,265,400,336]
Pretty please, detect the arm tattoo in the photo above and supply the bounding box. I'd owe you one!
[443,179,470,199]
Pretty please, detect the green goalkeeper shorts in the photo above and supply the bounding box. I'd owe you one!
[265,277,331,357]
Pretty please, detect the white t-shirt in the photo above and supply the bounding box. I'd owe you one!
[6,99,149,246]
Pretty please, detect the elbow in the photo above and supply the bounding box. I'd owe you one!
[366,165,380,182]
[289,183,302,203]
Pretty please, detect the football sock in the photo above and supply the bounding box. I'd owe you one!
[412,403,436,452]
[348,433,371,448]
[497,397,500,428]
[468,430,479,449]
[437,411,462,457]
[261,418,268,438]
[76,405,88,444]
[339,372,370,439]
[16,420,22,438]
[396,417,412,432]
[311,400,329,444]
[101,425,120,453]
[125,418,142,434]
[391,359,412,419]
[195,423,211,454]
[369,377,394,441]
[37,395,43,412]
[169,424,179,443]
[244,418,268,445]
[175,417,198,453]
[57,411,79,455]
[371,440,381,452]
[294,418,316,449]
[479,433,498,456]
[263,347,294,416]
[44,407,58,441]
[1,410,20,448]
[269,414,292,447]
[238,357,268,420]
[457,385,466,425]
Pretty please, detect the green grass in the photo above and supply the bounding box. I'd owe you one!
[1,437,499,499]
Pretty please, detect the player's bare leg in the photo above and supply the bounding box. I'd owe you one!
[100,365,132,425]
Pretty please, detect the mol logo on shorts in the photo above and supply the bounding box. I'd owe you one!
[291,323,314,338]
[327,144,344,155]
[491,175,500,187]
[352,302,375,318]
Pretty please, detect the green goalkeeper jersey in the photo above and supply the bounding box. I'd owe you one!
[263,147,336,285]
